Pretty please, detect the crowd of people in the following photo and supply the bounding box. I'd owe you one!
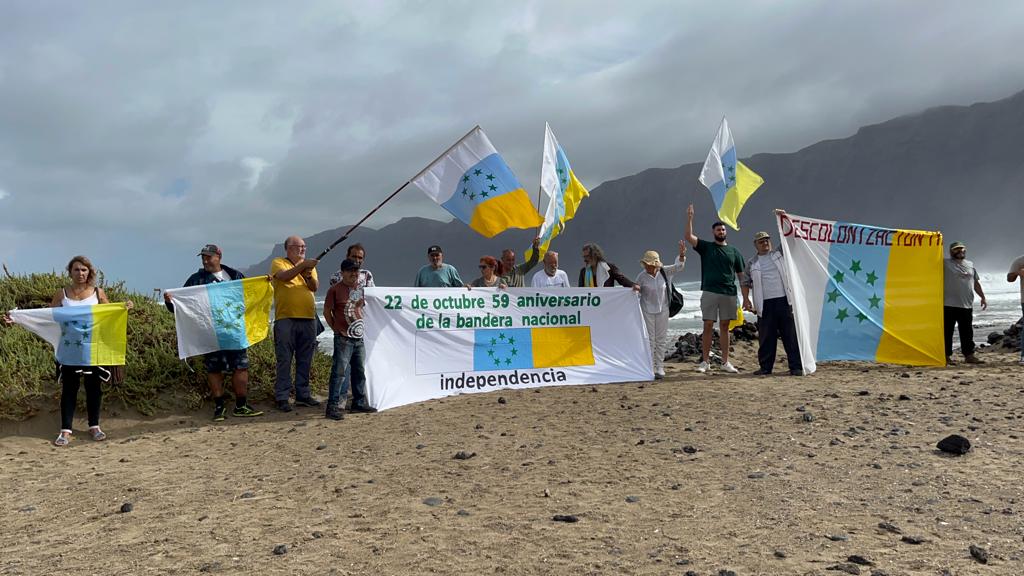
[4,205,1024,446]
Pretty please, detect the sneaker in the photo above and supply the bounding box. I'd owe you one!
[963,355,984,364]
[213,404,227,422]
[753,369,772,376]
[696,361,710,373]
[276,400,293,413]
[295,396,322,407]
[946,356,958,366]
[325,405,344,421]
[233,405,264,417]
[721,362,739,373]
[653,373,664,380]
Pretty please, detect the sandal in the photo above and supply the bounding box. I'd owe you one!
[54,430,72,447]
[89,426,107,442]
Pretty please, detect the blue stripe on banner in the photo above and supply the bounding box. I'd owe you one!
[441,153,525,227]
[816,221,890,360]
[207,281,249,350]
[473,328,533,371]
[53,306,94,365]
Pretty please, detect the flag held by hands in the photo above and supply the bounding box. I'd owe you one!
[698,117,763,230]
[9,303,128,366]
[525,123,590,262]
[412,126,543,238]
[165,277,273,359]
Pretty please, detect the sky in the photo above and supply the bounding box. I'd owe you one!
[1,1,1023,291]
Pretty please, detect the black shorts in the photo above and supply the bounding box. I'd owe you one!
[203,350,250,373]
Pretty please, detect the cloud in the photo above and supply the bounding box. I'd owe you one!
[1,0,1023,290]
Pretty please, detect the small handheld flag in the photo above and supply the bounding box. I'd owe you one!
[698,117,764,230]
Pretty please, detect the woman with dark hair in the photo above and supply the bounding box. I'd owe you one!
[578,242,634,288]
[468,256,507,288]
[3,255,132,446]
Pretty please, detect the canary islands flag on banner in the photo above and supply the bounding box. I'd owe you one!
[165,277,273,359]
[698,117,764,230]
[411,126,543,238]
[9,303,128,366]
[414,326,595,374]
[525,123,590,261]
[777,212,944,374]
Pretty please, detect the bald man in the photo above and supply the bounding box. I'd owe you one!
[270,235,321,412]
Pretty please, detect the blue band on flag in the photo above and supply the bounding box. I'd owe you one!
[441,153,525,226]
[53,307,94,366]
[473,328,533,371]
[207,281,249,350]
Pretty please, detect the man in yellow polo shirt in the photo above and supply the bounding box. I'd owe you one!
[271,235,321,412]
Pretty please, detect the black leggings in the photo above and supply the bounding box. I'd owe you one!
[60,366,103,430]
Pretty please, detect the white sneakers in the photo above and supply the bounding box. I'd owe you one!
[696,360,739,373]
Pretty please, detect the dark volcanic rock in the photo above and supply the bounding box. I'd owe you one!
[901,535,925,545]
[422,497,444,506]
[453,451,477,460]
[969,544,989,564]
[847,555,873,566]
[936,434,971,455]
[877,521,902,534]
[552,514,579,523]
[826,565,860,575]
[119,502,133,513]
[272,544,288,555]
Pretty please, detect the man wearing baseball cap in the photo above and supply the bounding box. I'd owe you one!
[414,245,463,287]
[943,241,987,365]
[741,231,803,376]
[165,244,264,420]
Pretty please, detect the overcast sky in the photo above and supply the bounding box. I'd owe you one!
[2,1,1022,291]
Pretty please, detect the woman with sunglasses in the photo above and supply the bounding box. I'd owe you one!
[467,256,508,289]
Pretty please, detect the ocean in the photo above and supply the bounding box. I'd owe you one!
[316,272,1022,352]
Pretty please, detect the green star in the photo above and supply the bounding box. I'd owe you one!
[498,333,506,341]
[868,294,881,309]
[488,184,497,191]
[469,193,476,200]
[866,271,878,286]
[835,308,849,322]
[510,347,518,357]
[827,289,841,303]
[856,312,868,323]
[494,358,501,367]
[849,260,862,274]
[480,191,488,198]
[473,169,482,176]
[833,270,845,284]
[462,175,470,183]
[63,339,71,346]
[461,188,468,196]
[556,167,564,175]
[504,358,512,366]
[486,349,495,357]
[485,173,495,181]
[490,338,497,346]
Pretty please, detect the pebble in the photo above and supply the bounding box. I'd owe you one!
[900,535,925,545]
[936,434,971,455]
[826,564,860,575]
[969,544,989,564]
[18,506,35,513]
[457,509,471,516]
[272,544,288,555]
[773,549,787,558]
[422,497,444,507]
[625,495,640,503]
[453,451,477,460]
[718,570,737,576]
[802,412,816,423]
[552,514,579,523]
[682,445,699,454]
[239,491,256,499]
[497,396,507,404]
[826,533,849,542]
[877,521,901,534]
[847,555,873,565]
[119,502,133,513]
[747,472,765,479]
[898,394,911,400]
[316,443,327,451]
[312,531,324,539]
[415,444,426,449]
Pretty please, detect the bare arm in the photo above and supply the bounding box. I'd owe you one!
[50,290,63,307]
[974,279,987,310]
[323,289,336,331]
[96,287,110,304]
[685,204,698,247]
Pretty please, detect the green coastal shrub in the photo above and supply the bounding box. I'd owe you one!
[0,270,331,421]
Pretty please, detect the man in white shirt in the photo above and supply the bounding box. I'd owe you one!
[741,231,803,376]
[530,251,570,288]
[1008,254,1024,365]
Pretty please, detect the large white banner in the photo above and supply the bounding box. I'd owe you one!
[363,287,653,410]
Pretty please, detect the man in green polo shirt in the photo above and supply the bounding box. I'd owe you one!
[686,203,746,374]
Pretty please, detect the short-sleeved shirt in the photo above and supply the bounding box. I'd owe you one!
[324,282,361,336]
[415,263,463,287]
[943,258,980,309]
[270,257,318,320]
[694,239,745,296]
[1009,255,1024,304]
[531,269,570,288]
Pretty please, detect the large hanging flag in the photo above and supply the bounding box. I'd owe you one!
[411,126,543,238]
[164,277,274,359]
[9,303,128,366]
[776,212,944,374]
[698,117,764,230]
[524,123,590,261]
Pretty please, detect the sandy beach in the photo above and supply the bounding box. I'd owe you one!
[2,343,1022,576]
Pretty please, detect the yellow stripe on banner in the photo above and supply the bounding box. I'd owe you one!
[531,326,595,368]
[718,161,764,230]
[89,303,128,366]
[876,231,945,366]
[470,188,544,238]
[243,277,274,347]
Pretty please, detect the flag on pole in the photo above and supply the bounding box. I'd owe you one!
[164,277,274,359]
[776,212,945,373]
[698,117,764,230]
[9,303,128,366]
[412,126,543,238]
[525,123,590,262]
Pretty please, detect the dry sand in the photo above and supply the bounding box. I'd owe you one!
[2,344,1022,576]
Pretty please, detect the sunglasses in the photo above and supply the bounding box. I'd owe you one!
[479,264,491,269]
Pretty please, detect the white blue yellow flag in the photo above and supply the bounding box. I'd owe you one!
[165,277,273,359]
[10,303,128,366]
[525,123,590,262]
[411,126,543,238]
[698,117,764,230]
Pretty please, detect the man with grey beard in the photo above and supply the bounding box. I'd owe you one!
[943,241,987,365]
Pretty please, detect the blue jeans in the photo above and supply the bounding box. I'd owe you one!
[273,318,316,402]
[327,334,368,409]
